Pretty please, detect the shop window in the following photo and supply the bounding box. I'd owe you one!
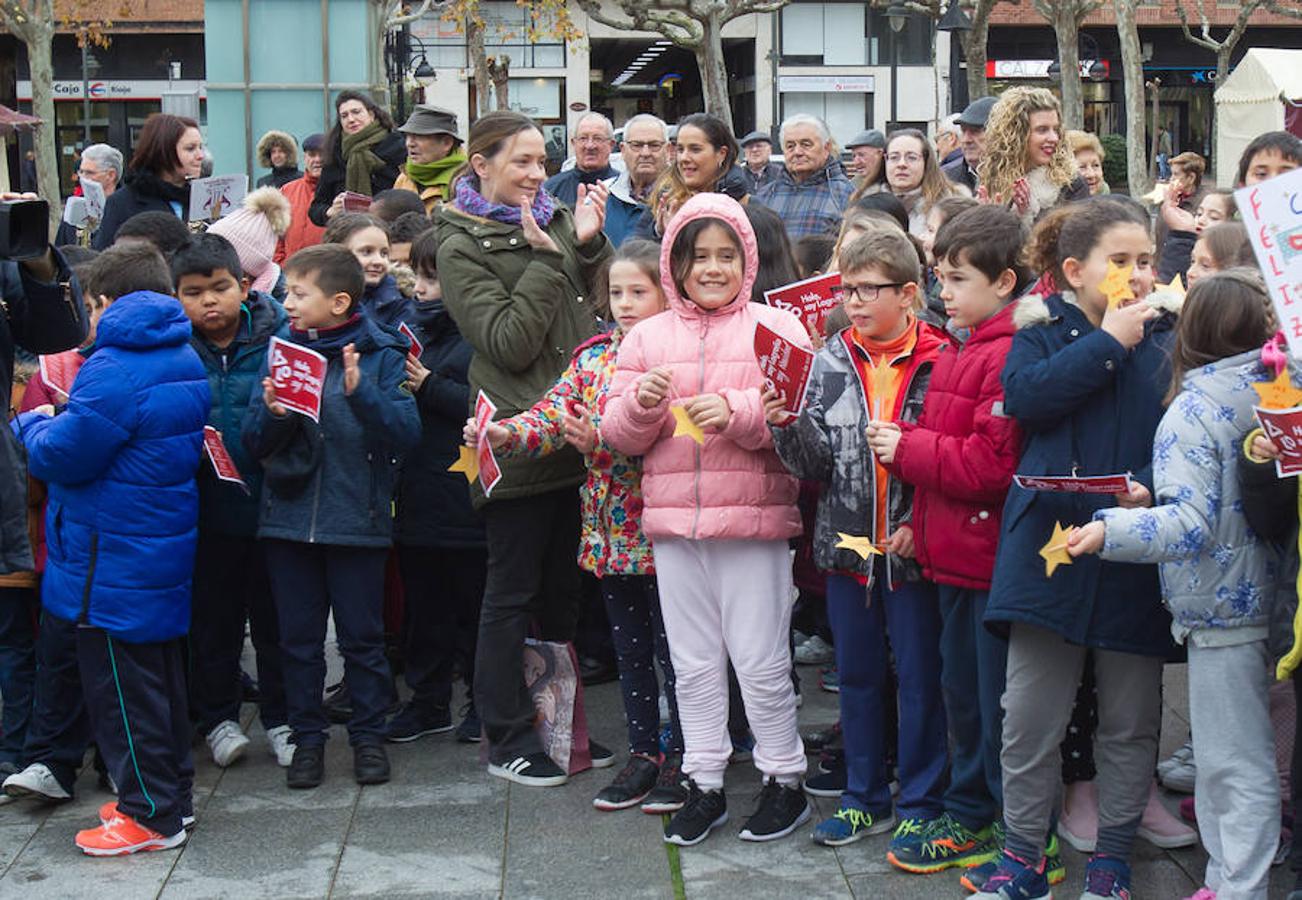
[781,3,932,66]
[781,91,871,148]
[508,78,563,119]
[413,2,565,70]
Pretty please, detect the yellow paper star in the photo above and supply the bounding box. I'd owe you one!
[447,444,479,483]
[1253,369,1302,410]
[1039,521,1075,578]
[670,404,705,445]
[1100,261,1135,310]
[1155,273,1185,298]
[835,532,883,560]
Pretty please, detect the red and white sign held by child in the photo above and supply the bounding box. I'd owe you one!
[754,322,815,416]
[1236,169,1302,355]
[763,273,842,337]
[267,336,328,422]
[202,426,249,493]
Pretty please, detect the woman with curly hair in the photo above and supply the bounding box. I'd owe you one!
[977,87,1088,226]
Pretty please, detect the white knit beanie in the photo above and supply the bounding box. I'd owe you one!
[208,187,292,294]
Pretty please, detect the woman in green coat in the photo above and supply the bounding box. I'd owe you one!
[436,111,613,786]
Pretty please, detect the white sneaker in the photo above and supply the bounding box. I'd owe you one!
[266,725,294,767]
[1156,739,1196,794]
[206,720,250,768]
[3,763,71,801]
[794,635,834,666]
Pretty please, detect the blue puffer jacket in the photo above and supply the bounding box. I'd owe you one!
[986,290,1179,657]
[242,314,421,547]
[190,291,289,537]
[17,291,209,642]
[363,274,408,329]
[1096,351,1282,644]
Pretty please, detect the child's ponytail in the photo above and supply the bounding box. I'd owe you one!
[1023,196,1150,289]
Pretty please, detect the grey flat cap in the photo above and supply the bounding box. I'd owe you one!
[740,130,773,147]
[845,129,886,149]
[954,96,999,130]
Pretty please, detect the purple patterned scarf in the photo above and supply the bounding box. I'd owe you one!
[454,176,556,228]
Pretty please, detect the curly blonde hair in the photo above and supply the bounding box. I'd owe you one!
[978,87,1078,203]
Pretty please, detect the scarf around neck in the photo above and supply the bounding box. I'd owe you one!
[406,151,467,190]
[454,175,555,229]
[341,120,389,195]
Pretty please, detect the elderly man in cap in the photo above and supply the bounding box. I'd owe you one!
[753,113,854,240]
[739,129,783,194]
[543,112,619,209]
[393,105,467,213]
[845,129,886,190]
[942,96,997,194]
[605,114,670,247]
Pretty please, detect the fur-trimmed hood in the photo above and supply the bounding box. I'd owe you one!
[1013,287,1185,330]
[257,130,299,169]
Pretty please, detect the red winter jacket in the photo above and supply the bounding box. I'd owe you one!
[889,302,1022,589]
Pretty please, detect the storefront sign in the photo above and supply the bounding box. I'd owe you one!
[778,75,876,93]
[986,60,1111,79]
[17,80,207,101]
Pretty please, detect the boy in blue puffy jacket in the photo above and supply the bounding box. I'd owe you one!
[172,234,292,771]
[15,242,210,856]
[243,244,420,790]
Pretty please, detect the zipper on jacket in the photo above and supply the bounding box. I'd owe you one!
[307,458,324,544]
[78,532,99,623]
[690,319,708,540]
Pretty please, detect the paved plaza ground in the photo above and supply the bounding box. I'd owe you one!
[0,653,1296,899]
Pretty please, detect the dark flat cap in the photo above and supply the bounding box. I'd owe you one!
[955,96,999,129]
[399,105,461,139]
[302,133,326,153]
[845,129,886,149]
[740,130,773,147]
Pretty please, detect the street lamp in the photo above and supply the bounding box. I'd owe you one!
[386,27,439,124]
[885,2,911,130]
[936,1,973,113]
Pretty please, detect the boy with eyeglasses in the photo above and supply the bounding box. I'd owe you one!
[767,228,949,851]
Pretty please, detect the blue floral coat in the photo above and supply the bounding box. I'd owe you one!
[1096,350,1283,644]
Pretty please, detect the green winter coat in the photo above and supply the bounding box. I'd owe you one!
[435,203,611,506]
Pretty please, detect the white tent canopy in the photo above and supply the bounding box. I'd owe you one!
[1215,47,1302,185]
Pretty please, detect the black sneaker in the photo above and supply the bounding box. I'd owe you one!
[323,681,352,724]
[385,703,453,743]
[664,781,728,846]
[803,767,846,798]
[488,752,568,787]
[287,745,325,789]
[642,753,689,814]
[589,740,616,769]
[738,778,811,842]
[354,743,391,785]
[593,753,660,811]
[802,722,842,752]
[455,701,481,743]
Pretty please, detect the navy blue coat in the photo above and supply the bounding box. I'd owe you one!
[243,314,421,547]
[18,291,209,642]
[190,291,289,537]
[394,300,484,548]
[985,292,1177,657]
[543,163,617,209]
[362,274,408,330]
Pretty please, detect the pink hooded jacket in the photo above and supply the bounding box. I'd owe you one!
[601,193,808,542]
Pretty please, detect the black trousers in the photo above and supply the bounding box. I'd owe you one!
[0,587,38,766]
[265,540,391,748]
[189,532,286,734]
[475,487,581,763]
[23,610,90,792]
[396,544,486,711]
[77,627,192,836]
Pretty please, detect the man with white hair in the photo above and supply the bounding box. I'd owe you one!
[936,114,963,168]
[753,114,853,239]
[56,143,125,245]
[543,111,618,208]
[605,114,669,246]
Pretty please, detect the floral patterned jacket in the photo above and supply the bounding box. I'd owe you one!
[500,331,652,577]
[1095,349,1283,644]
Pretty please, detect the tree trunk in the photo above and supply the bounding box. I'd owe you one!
[1054,7,1084,132]
[1113,0,1148,197]
[964,8,991,101]
[467,15,491,118]
[695,13,733,132]
[25,17,62,235]
[1211,44,1231,165]
[489,56,511,111]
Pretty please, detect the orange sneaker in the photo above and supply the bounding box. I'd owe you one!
[76,813,186,856]
[98,800,196,831]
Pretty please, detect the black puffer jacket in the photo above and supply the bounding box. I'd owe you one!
[394,299,484,548]
[93,170,190,249]
[308,131,407,226]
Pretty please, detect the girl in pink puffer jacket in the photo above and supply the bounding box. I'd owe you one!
[602,193,812,847]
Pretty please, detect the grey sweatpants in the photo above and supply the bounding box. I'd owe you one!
[1000,623,1163,861]
[1189,640,1279,900]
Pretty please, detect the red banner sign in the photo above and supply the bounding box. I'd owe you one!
[268,336,328,422]
[763,273,842,336]
[1014,473,1134,494]
[754,322,814,416]
[475,390,503,496]
[202,426,249,493]
[38,350,84,400]
[1255,405,1302,477]
[398,322,423,358]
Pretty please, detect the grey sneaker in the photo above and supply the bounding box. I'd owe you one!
[206,719,250,768]
[3,763,71,801]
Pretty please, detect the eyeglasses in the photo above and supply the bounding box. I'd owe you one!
[624,140,666,153]
[886,152,923,165]
[840,282,904,304]
[575,136,611,146]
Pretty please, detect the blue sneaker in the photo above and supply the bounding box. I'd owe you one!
[971,850,1051,900]
[962,832,1065,893]
[811,806,896,847]
[1081,854,1131,899]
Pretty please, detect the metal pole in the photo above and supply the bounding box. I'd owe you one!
[321,0,332,130]
[81,41,91,146]
[242,0,254,179]
[890,33,899,128]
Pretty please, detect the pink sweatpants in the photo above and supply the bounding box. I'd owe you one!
[652,538,807,789]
